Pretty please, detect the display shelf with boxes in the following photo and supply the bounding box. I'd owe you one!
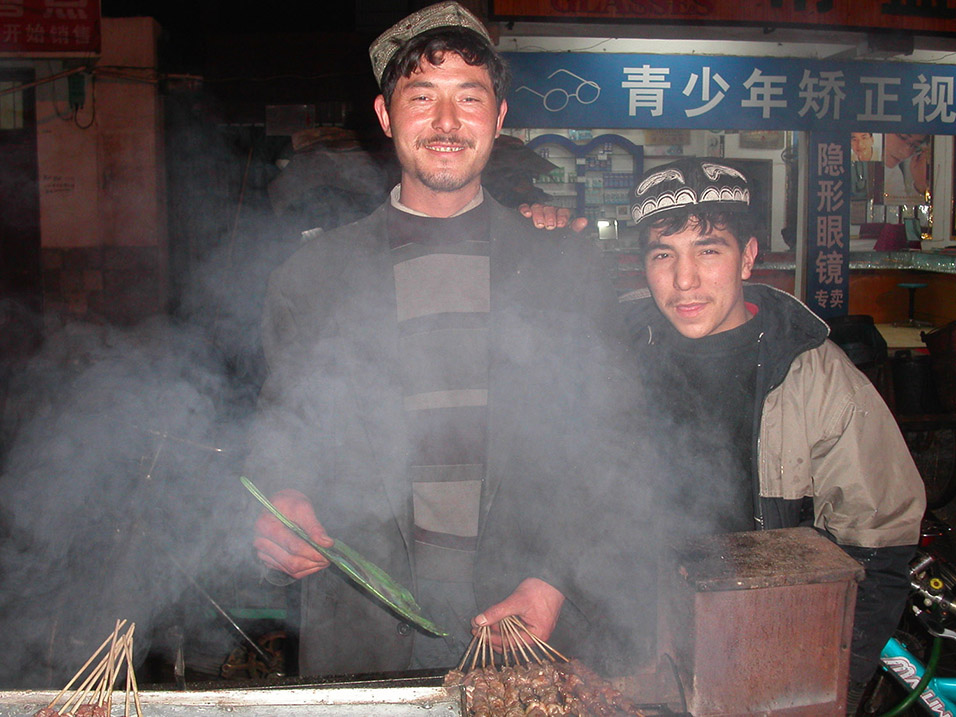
[525,134,643,236]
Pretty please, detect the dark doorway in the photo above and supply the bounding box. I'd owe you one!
[0,70,41,309]
[0,70,42,462]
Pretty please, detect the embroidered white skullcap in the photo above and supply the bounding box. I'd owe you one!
[631,158,752,228]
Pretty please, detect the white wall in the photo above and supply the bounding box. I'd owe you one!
[34,17,166,252]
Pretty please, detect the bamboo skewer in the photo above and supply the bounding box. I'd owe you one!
[500,617,524,662]
[39,620,141,717]
[123,657,131,717]
[502,617,536,665]
[469,627,485,672]
[105,634,119,714]
[501,624,514,667]
[457,631,478,671]
[504,615,569,663]
[454,614,567,675]
[122,629,143,717]
[46,621,128,710]
[106,621,133,714]
[118,626,131,717]
[499,618,519,662]
[92,620,121,712]
[457,630,480,672]
[59,651,111,715]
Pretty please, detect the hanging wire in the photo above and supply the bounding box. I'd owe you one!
[74,72,95,129]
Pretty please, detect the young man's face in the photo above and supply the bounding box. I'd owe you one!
[644,217,759,339]
[373,52,507,215]
[850,133,873,161]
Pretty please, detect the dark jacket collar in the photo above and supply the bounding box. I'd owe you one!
[627,283,829,391]
[742,284,829,389]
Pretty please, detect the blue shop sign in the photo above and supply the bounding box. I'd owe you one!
[504,53,956,134]
[806,132,851,320]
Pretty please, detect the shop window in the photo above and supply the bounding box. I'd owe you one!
[850,132,934,249]
[510,127,792,253]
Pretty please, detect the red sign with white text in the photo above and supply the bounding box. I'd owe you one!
[0,0,101,55]
[490,0,956,35]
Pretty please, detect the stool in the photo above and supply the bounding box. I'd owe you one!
[894,282,933,328]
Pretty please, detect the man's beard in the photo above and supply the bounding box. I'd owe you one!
[412,134,479,192]
[414,166,477,192]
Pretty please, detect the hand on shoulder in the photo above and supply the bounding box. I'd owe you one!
[518,203,588,233]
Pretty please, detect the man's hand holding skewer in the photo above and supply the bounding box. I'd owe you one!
[472,577,565,650]
[254,489,333,579]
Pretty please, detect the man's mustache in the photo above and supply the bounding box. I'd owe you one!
[666,297,710,308]
[416,135,476,149]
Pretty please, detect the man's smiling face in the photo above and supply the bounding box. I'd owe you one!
[374,52,506,215]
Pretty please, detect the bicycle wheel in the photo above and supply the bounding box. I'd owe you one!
[904,428,956,510]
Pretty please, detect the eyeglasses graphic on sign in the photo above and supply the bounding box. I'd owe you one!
[516,70,601,112]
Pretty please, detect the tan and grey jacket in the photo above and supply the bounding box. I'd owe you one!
[758,335,924,548]
[626,282,925,681]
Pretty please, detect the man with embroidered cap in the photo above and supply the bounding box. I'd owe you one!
[625,156,925,706]
[245,1,635,676]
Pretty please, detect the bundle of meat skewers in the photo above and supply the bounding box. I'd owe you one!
[444,616,646,717]
[34,620,143,717]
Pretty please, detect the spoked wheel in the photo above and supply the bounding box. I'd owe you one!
[220,630,289,680]
[904,428,956,510]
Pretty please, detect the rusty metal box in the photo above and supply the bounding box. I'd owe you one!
[658,527,865,716]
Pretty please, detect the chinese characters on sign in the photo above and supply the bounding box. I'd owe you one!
[0,0,100,54]
[807,133,850,319]
[502,53,956,320]
[505,53,956,134]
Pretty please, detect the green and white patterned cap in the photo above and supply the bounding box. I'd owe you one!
[369,2,492,87]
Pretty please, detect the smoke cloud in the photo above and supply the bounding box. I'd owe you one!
[0,313,266,685]
[0,98,675,689]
